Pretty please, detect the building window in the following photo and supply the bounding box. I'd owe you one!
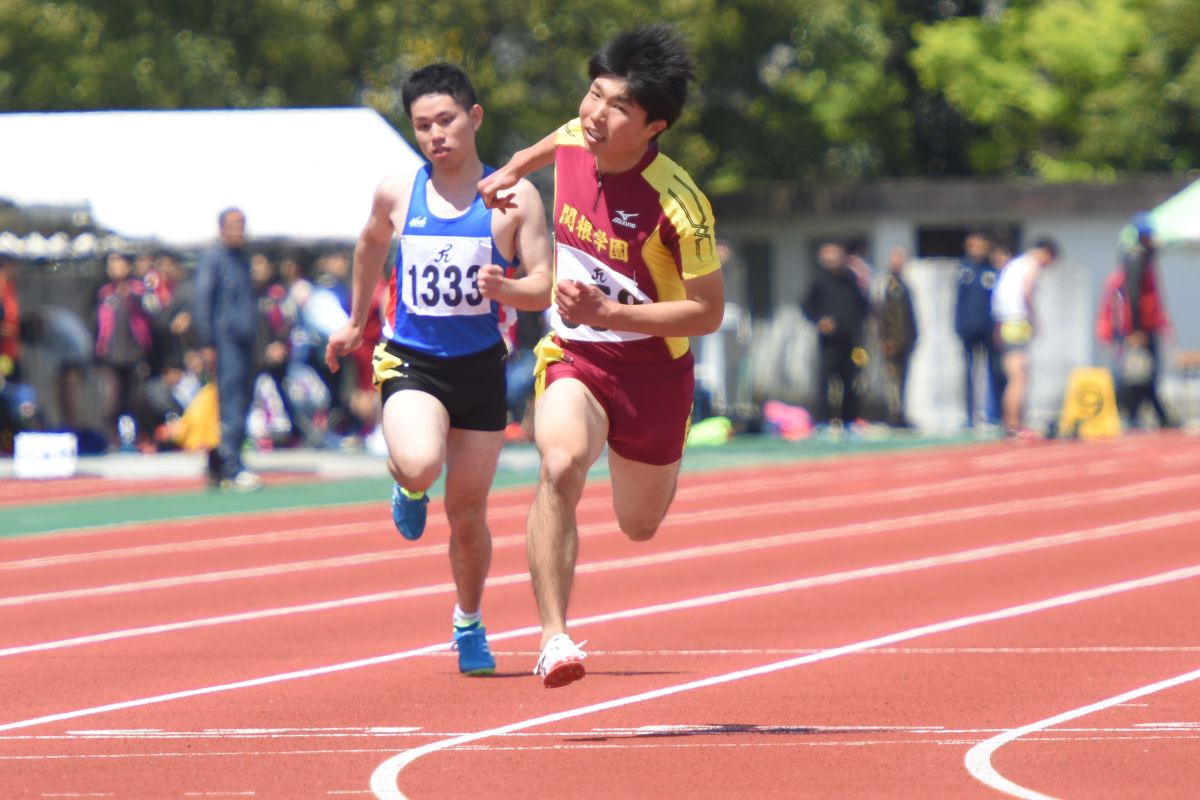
[740,239,774,320]
[916,224,1021,259]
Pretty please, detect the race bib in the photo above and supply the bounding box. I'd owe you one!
[551,243,652,343]
[398,234,491,317]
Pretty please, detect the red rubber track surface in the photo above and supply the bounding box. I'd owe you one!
[1,433,1198,799]
[0,472,319,508]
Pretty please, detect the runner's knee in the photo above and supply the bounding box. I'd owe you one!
[618,516,661,542]
[539,446,590,495]
[445,496,488,533]
[387,456,441,493]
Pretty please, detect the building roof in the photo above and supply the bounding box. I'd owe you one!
[712,174,1197,221]
[0,108,421,245]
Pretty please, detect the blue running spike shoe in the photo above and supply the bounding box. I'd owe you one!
[391,484,429,541]
[452,623,496,676]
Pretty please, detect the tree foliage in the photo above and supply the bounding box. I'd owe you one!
[1,0,1196,185]
[911,0,1200,178]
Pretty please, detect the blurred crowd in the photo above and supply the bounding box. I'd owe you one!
[0,215,1178,455]
[0,245,391,455]
[792,219,1175,439]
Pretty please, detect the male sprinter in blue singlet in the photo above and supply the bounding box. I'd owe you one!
[326,64,553,675]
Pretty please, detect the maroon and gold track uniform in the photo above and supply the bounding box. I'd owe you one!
[541,119,721,465]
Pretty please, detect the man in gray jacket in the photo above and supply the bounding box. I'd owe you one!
[194,207,262,491]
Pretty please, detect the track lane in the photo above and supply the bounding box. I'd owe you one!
[3,505,1198,796]
[1,435,1197,798]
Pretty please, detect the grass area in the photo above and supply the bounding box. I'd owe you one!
[1,432,978,538]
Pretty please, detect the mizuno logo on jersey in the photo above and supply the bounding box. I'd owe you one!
[409,216,428,229]
[612,210,639,229]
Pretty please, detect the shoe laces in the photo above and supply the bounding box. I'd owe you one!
[452,626,491,654]
[534,634,587,676]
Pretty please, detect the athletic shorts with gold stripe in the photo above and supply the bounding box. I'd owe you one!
[372,339,508,432]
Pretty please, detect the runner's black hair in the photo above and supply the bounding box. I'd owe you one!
[403,63,477,117]
[587,24,696,130]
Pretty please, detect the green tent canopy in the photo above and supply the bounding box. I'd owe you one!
[1121,177,1200,248]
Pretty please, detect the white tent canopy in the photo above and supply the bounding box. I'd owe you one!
[0,108,422,245]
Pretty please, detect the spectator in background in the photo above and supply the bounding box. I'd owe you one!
[1096,213,1175,429]
[505,309,548,441]
[992,237,1059,439]
[0,254,28,446]
[133,251,157,285]
[875,245,919,429]
[0,255,20,383]
[343,273,388,439]
[149,249,194,376]
[308,251,354,436]
[143,348,204,449]
[273,250,336,445]
[250,253,296,441]
[990,241,1013,273]
[194,207,262,491]
[278,250,318,367]
[315,250,353,314]
[955,231,1003,429]
[24,304,92,431]
[148,250,182,307]
[801,241,870,428]
[94,252,155,449]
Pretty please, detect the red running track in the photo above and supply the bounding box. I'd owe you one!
[1,433,1198,799]
[0,472,319,508]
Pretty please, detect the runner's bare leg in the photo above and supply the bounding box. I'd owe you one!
[526,378,607,648]
[443,427,504,614]
[381,390,449,493]
[608,450,680,542]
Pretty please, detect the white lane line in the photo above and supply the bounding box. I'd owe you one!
[5,519,1197,737]
[368,563,1200,799]
[6,447,1189,570]
[0,520,383,571]
[0,458,780,541]
[12,435,1192,542]
[482,646,1200,657]
[5,502,1199,658]
[5,723,1195,745]
[0,459,1040,569]
[9,734,1200,763]
[5,469,1199,610]
[964,667,1200,800]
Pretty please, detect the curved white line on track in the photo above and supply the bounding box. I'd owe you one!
[964,667,1200,799]
[6,472,1199,609]
[6,505,1199,658]
[368,563,1200,799]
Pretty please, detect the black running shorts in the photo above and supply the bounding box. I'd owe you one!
[373,339,508,432]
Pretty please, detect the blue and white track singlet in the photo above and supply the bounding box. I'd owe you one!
[383,165,515,357]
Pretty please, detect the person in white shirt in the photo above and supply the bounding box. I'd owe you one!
[990,237,1059,438]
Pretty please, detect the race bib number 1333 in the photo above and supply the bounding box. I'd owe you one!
[399,235,491,316]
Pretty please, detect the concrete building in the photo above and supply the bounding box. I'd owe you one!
[710,175,1200,430]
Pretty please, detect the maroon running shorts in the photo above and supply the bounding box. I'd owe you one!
[544,347,694,466]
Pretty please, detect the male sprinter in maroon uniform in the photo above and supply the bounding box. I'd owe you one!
[480,24,724,687]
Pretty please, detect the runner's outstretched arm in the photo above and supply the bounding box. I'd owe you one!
[478,131,557,211]
[478,178,554,311]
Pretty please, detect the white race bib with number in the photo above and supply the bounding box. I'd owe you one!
[399,234,491,317]
[551,243,652,342]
